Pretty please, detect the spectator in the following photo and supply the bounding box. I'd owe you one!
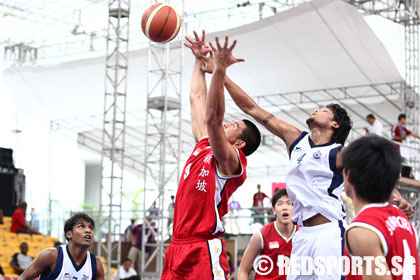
[147,202,158,224]
[226,252,235,280]
[11,202,40,234]
[29,208,39,231]
[392,113,420,144]
[363,114,382,136]
[236,250,244,272]
[228,196,241,234]
[167,196,175,235]
[0,209,3,224]
[123,219,136,242]
[113,259,139,280]
[252,184,269,225]
[10,242,33,275]
[127,220,155,275]
[0,264,3,276]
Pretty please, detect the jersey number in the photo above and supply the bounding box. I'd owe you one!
[401,239,414,280]
[297,153,307,164]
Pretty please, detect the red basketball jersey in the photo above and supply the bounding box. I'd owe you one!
[172,137,247,239]
[345,203,419,280]
[256,222,298,280]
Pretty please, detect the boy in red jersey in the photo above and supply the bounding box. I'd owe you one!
[343,135,419,280]
[161,31,261,280]
[238,189,298,280]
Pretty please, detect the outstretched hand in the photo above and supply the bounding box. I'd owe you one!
[200,52,214,74]
[185,30,212,60]
[209,36,244,71]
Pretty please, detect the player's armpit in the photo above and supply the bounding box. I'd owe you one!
[346,227,392,280]
[95,256,105,280]
[18,248,57,280]
[237,232,262,280]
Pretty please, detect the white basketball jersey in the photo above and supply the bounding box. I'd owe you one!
[286,132,346,226]
[39,245,97,280]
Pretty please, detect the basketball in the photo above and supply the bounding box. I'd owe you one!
[141,3,181,43]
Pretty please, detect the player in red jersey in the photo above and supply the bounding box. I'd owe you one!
[161,31,261,280]
[343,135,419,280]
[238,188,298,280]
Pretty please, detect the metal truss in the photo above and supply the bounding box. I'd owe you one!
[97,0,130,279]
[397,180,420,244]
[404,23,420,176]
[346,0,420,24]
[141,1,185,277]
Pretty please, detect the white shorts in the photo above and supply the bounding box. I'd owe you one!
[287,220,346,280]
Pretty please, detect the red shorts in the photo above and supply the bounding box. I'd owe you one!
[161,237,229,280]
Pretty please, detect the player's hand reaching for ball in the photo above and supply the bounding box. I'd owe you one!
[185,30,211,60]
[209,36,244,72]
[200,52,214,74]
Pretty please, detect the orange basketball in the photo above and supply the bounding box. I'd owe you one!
[141,3,181,43]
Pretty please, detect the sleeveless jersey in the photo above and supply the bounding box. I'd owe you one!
[173,137,247,239]
[345,203,419,280]
[286,132,345,225]
[39,245,97,280]
[256,222,298,280]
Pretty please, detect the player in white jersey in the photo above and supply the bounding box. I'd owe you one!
[19,213,104,280]
[195,67,415,278]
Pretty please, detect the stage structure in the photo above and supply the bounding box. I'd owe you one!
[140,0,185,278]
[5,0,419,277]
[346,0,420,174]
[97,0,130,279]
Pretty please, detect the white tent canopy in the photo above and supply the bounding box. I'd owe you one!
[2,0,405,176]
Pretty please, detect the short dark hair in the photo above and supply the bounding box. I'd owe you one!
[122,258,132,264]
[342,136,401,203]
[326,104,352,145]
[398,113,406,121]
[272,188,288,208]
[239,119,261,156]
[64,213,95,241]
[366,114,375,119]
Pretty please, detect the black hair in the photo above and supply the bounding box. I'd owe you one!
[326,103,352,145]
[366,114,375,119]
[64,213,95,241]
[398,113,406,121]
[342,136,401,203]
[272,189,288,208]
[122,258,132,264]
[239,119,261,156]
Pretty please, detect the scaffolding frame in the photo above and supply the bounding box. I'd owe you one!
[141,1,185,278]
[97,0,130,279]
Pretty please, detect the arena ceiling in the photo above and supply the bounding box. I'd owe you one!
[1,0,406,178]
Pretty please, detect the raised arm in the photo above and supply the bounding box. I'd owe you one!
[185,30,211,142]
[206,36,244,175]
[18,248,57,280]
[224,76,301,152]
[237,232,262,280]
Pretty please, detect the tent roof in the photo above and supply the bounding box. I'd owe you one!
[2,0,405,176]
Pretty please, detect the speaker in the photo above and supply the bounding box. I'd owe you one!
[0,169,25,216]
[0,148,14,169]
